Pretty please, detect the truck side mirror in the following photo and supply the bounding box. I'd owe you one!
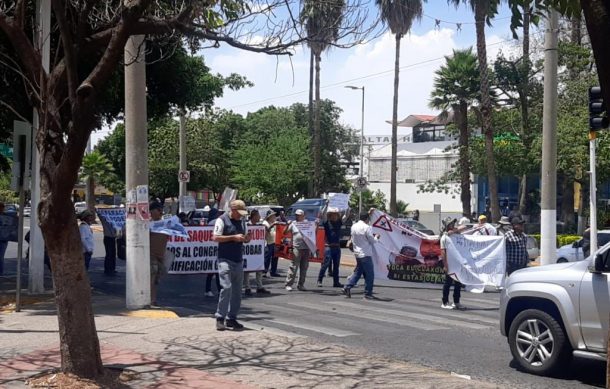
[594,253,607,273]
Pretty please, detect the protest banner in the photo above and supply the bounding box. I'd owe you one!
[369,210,505,290]
[274,223,325,263]
[96,207,126,232]
[327,192,350,211]
[150,215,189,238]
[166,225,265,274]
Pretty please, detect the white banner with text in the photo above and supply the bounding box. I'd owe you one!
[368,210,505,290]
[166,225,265,274]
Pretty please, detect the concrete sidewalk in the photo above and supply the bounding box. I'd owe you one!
[0,292,502,388]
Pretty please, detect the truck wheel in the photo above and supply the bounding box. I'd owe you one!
[508,309,571,376]
[556,258,568,263]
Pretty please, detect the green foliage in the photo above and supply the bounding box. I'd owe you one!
[429,48,480,112]
[80,151,116,185]
[396,200,409,216]
[350,189,387,212]
[301,0,346,54]
[292,100,357,193]
[376,0,424,37]
[530,233,581,248]
[231,112,311,206]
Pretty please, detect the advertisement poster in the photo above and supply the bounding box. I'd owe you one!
[136,185,149,221]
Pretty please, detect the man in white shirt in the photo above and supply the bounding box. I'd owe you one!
[342,212,378,299]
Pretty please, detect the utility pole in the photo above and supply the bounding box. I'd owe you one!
[179,113,187,213]
[124,35,151,309]
[588,86,609,253]
[345,86,365,215]
[28,0,50,294]
[589,133,598,253]
[540,10,559,266]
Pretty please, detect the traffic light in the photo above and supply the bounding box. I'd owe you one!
[589,86,609,130]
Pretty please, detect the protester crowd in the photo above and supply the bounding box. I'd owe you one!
[48,196,536,329]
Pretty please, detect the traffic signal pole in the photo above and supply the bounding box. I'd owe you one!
[589,131,598,254]
[588,86,609,254]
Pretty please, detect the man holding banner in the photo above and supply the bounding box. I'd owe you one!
[284,209,314,291]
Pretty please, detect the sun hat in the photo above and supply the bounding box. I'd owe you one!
[498,216,510,225]
[230,200,248,216]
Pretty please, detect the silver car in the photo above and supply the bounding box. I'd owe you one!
[500,243,610,376]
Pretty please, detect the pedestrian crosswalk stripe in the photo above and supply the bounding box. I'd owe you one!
[328,301,491,330]
[363,299,499,326]
[285,302,448,331]
[243,314,359,337]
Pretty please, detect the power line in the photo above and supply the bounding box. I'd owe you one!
[227,32,539,110]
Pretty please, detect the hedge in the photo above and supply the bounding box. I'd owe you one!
[530,234,581,248]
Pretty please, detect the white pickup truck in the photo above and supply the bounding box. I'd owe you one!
[500,243,610,376]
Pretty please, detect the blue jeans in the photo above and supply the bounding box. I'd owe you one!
[345,256,374,296]
[264,244,278,274]
[215,259,244,320]
[84,252,92,270]
[318,247,341,285]
[0,240,7,275]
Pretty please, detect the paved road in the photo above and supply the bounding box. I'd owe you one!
[3,229,606,388]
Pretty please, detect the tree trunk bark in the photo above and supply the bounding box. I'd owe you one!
[390,35,401,217]
[86,176,95,212]
[313,52,322,197]
[475,7,500,222]
[39,120,103,377]
[308,49,315,198]
[457,101,471,217]
[581,1,610,107]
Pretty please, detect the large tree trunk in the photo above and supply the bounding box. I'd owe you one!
[475,6,500,222]
[313,52,322,197]
[86,177,95,212]
[390,35,401,217]
[581,1,610,108]
[457,101,471,217]
[39,109,103,377]
[308,49,315,197]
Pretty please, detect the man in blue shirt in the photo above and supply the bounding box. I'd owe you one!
[317,207,347,288]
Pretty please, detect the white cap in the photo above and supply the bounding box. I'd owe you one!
[295,209,305,216]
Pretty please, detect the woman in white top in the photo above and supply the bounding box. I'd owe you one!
[79,210,96,270]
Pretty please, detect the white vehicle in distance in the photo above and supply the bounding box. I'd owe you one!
[556,230,610,263]
[74,201,88,215]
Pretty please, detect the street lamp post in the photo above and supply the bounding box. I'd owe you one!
[345,86,365,215]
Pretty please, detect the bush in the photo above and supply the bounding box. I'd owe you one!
[530,233,581,248]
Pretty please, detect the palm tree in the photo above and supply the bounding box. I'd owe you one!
[301,0,346,196]
[80,151,115,212]
[396,200,409,216]
[376,0,424,217]
[448,0,501,222]
[429,48,480,217]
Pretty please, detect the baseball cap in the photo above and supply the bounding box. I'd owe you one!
[295,209,305,216]
[230,200,248,216]
[478,214,487,221]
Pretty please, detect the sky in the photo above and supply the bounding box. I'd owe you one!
[92,2,535,145]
